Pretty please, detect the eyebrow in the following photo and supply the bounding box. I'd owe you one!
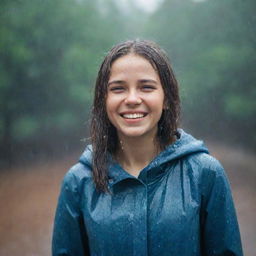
[107,80,125,86]
[108,79,158,86]
[139,79,157,84]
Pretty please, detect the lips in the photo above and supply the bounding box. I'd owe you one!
[120,112,147,119]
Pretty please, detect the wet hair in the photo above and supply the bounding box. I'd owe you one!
[90,39,180,192]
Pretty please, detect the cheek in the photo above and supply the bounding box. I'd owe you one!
[151,94,165,111]
[105,97,118,125]
[106,96,115,114]
[106,92,114,110]
[106,93,123,111]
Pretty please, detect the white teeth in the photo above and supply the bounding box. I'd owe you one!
[123,113,145,119]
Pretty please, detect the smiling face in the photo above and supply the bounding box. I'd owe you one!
[106,54,165,141]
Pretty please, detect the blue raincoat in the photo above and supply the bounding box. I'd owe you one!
[52,130,243,256]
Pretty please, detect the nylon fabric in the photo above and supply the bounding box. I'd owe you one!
[52,129,243,256]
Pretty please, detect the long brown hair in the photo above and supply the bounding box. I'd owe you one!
[90,39,180,192]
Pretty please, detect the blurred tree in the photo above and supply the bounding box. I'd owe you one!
[0,0,132,165]
[0,0,82,162]
[1,0,255,166]
[145,0,256,148]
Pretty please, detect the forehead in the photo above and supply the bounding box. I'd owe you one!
[110,54,158,78]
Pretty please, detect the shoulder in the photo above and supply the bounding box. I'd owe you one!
[184,152,225,176]
[188,153,232,203]
[61,162,94,194]
[182,152,229,194]
[196,153,227,182]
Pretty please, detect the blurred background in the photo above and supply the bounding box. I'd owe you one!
[0,0,255,255]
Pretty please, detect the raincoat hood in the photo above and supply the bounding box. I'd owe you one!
[79,129,209,183]
[52,129,243,256]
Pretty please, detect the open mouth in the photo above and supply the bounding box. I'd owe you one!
[121,113,147,119]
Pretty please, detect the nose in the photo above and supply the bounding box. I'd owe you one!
[124,90,142,105]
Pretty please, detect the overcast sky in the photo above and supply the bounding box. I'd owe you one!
[135,0,163,13]
[135,0,206,12]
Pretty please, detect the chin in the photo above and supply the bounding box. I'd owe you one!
[118,128,155,139]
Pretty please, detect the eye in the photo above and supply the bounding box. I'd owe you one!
[141,85,156,91]
[109,86,125,93]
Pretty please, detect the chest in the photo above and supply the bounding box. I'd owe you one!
[81,163,202,255]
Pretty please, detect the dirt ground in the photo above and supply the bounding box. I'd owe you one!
[0,143,255,256]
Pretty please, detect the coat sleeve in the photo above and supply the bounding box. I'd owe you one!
[200,159,243,256]
[52,169,90,256]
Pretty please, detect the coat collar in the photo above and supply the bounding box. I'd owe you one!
[79,129,209,187]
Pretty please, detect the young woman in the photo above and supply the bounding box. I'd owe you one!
[52,40,243,256]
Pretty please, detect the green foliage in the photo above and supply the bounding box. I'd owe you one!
[0,0,255,164]
[144,0,256,147]
[0,0,137,162]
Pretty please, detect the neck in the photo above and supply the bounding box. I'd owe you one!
[115,133,160,177]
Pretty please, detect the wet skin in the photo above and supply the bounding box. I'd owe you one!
[106,54,165,142]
